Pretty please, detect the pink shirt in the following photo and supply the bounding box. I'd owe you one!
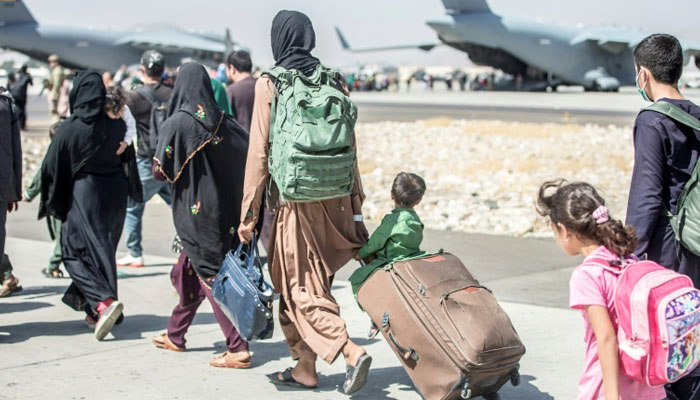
[569,246,665,400]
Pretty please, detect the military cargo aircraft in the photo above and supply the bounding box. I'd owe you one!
[0,0,240,71]
[337,0,700,91]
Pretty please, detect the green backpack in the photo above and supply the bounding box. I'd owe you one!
[264,65,357,203]
[645,101,700,256]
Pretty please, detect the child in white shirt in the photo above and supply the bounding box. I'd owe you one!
[104,85,136,155]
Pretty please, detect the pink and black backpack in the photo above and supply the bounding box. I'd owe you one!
[588,256,700,386]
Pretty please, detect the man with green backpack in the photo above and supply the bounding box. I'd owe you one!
[626,33,700,400]
[237,11,372,396]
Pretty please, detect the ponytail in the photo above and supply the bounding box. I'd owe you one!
[537,180,637,260]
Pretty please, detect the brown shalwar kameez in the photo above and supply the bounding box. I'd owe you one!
[241,76,367,364]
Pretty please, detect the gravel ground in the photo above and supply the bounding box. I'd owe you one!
[355,118,634,237]
[22,118,635,237]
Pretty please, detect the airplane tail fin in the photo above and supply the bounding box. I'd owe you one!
[0,0,37,25]
[442,0,491,13]
[334,27,351,51]
[225,28,234,54]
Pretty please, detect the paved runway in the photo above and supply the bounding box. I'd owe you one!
[24,87,700,134]
[0,236,580,400]
[354,100,637,125]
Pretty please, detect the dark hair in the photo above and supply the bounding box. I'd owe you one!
[19,64,27,73]
[226,50,253,73]
[633,33,684,85]
[392,172,426,208]
[536,180,637,260]
[104,85,127,116]
[48,120,61,139]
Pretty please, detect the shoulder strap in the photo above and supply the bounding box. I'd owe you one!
[646,101,700,219]
[644,101,700,132]
[584,256,624,275]
[136,85,159,105]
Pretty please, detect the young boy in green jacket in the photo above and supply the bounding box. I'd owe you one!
[351,172,427,337]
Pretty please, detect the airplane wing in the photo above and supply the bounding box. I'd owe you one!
[116,29,225,54]
[335,27,439,53]
[572,29,700,65]
[570,29,644,54]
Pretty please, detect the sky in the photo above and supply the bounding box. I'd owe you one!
[21,0,700,68]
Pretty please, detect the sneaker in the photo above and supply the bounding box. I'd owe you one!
[94,300,123,340]
[116,254,144,268]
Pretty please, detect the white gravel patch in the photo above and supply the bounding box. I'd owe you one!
[355,118,634,237]
[22,118,634,238]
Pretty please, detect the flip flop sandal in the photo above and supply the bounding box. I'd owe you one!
[267,367,317,389]
[151,333,185,352]
[0,284,22,298]
[367,322,380,340]
[343,354,372,395]
[209,351,251,368]
[41,268,64,279]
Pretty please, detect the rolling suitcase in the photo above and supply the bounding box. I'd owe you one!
[356,253,525,399]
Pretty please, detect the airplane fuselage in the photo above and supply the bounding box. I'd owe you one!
[426,12,641,89]
[0,23,221,72]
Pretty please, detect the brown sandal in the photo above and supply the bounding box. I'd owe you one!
[209,350,251,369]
[0,277,22,297]
[151,333,185,352]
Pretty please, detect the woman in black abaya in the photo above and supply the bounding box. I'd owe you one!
[40,71,129,341]
[150,63,251,368]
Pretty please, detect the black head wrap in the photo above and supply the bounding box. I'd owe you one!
[271,10,320,76]
[167,62,221,133]
[39,71,118,220]
[69,71,106,121]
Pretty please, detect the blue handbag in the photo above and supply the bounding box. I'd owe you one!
[212,233,274,341]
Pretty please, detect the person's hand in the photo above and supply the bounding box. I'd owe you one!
[116,141,128,155]
[353,252,361,261]
[7,202,18,213]
[237,217,256,244]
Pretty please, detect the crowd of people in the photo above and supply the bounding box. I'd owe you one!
[1,10,700,399]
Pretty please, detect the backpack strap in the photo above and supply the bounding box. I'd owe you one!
[644,101,700,221]
[584,256,625,275]
[136,85,158,106]
[644,101,700,133]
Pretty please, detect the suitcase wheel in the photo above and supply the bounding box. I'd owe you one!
[483,393,500,400]
[510,369,521,386]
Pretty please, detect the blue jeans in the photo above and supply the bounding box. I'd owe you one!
[124,157,172,257]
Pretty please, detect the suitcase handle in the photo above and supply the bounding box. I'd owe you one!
[382,312,419,361]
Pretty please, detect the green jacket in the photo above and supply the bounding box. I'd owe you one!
[210,78,233,116]
[350,207,425,295]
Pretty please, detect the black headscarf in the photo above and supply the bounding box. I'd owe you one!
[39,71,113,220]
[271,10,321,76]
[167,62,221,133]
[154,63,249,279]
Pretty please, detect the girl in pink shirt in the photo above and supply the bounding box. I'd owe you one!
[537,180,665,400]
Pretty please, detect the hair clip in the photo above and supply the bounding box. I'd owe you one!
[592,205,609,224]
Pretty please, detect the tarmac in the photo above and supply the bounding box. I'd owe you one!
[0,88,653,399]
[2,199,583,400]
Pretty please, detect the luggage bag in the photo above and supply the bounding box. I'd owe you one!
[356,253,525,399]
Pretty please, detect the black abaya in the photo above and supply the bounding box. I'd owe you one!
[40,71,128,312]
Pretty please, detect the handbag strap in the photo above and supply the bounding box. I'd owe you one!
[234,231,264,275]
